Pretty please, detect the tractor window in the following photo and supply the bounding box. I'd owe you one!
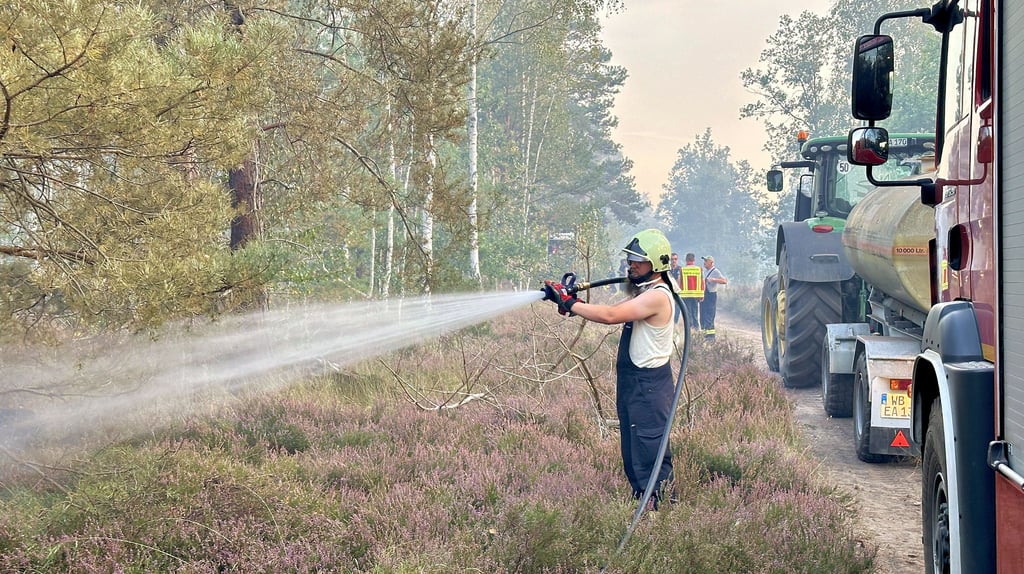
[827,147,933,217]
[831,159,876,216]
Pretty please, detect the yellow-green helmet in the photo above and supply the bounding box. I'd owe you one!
[622,229,673,273]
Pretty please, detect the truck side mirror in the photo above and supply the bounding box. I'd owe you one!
[847,127,889,166]
[767,169,783,192]
[851,35,894,121]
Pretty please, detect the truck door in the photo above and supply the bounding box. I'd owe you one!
[938,0,974,304]
[964,0,996,353]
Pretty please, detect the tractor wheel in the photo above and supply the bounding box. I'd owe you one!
[760,275,780,372]
[777,244,841,388]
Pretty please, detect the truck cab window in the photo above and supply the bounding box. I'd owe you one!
[942,4,973,131]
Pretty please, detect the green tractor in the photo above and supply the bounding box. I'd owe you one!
[761,132,935,388]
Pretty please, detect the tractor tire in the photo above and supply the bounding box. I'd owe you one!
[854,351,887,463]
[760,275,780,372]
[821,336,853,417]
[922,398,951,573]
[777,244,841,388]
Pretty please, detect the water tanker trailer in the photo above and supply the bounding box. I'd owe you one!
[822,172,935,462]
[761,133,935,462]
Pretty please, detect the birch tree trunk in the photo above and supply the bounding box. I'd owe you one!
[380,94,397,299]
[467,0,481,285]
[421,133,435,294]
[382,110,397,299]
[521,69,535,242]
[368,224,376,298]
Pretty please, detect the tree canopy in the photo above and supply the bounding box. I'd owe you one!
[0,0,947,338]
[0,0,637,338]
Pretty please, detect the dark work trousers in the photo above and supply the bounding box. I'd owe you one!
[681,298,699,330]
[615,321,674,501]
[699,290,718,336]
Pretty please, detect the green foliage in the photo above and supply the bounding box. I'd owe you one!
[0,0,643,334]
[0,0,291,332]
[741,0,940,163]
[474,0,645,286]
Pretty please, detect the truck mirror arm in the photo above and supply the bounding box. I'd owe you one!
[916,164,990,206]
[873,6,955,35]
[865,165,934,188]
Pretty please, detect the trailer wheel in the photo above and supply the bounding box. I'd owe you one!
[778,244,841,388]
[853,351,886,463]
[760,275,780,372]
[922,398,950,573]
[821,337,852,417]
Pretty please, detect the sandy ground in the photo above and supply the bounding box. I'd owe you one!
[716,312,924,574]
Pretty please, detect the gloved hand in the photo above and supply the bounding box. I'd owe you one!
[543,280,579,316]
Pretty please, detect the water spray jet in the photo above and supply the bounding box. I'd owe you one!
[0,289,547,471]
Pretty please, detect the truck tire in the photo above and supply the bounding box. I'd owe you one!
[778,244,841,388]
[854,351,887,463]
[760,275,780,372]
[922,398,950,573]
[820,337,853,417]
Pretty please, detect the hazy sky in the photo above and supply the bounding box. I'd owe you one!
[600,0,832,204]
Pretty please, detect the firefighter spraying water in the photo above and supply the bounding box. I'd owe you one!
[540,229,692,554]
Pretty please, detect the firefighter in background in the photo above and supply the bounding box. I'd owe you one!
[678,252,704,330]
[669,252,682,284]
[700,255,728,340]
[542,229,678,509]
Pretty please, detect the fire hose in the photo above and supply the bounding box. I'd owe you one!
[558,273,628,294]
[541,273,692,564]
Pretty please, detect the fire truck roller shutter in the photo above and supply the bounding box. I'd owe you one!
[1000,0,1024,511]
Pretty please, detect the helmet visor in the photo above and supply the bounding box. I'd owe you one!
[623,237,648,262]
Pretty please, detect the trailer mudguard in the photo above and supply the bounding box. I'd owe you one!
[914,301,995,573]
[824,323,871,375]
[777,222,855,283]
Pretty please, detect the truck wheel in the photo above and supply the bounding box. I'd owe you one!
[854,351,886,463]
[778,244,841,388]
[821,337,852,417]
[922,398,950,573]
[760,275,780,372]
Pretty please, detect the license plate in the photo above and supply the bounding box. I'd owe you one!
[880,390,911,419]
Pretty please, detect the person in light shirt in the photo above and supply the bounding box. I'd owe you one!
[700,255,728,340]
[544,229,681,510]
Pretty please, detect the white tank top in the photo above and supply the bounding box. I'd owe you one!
[629,284,676,368]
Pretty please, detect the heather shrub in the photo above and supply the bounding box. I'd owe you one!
[0,305,874,572]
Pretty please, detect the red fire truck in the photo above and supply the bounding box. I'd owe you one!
[847,1,1024,572]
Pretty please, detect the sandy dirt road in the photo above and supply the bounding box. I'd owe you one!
[716,312,925,574]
